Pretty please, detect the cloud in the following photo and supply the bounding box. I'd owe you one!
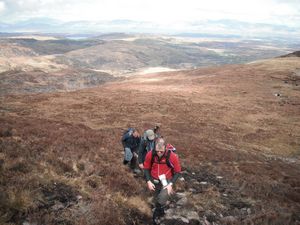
[0,0,76,21]
[0,1,6,13]
[273,0,300,3]
[0,0,299,31]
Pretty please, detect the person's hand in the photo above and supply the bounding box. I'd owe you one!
[139,163,144,169]
[147,181,155,191]
[164,183,174,195]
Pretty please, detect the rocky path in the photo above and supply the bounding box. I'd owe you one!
[149,163,300,225]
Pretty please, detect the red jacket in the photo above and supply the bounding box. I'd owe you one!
[144,150,181,180]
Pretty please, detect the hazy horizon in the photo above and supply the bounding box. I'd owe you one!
[0,0,300,38]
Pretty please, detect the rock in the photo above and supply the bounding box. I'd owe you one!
[165,208,198,218]
[176,192,186,199]
[216,176,223,179]
[220,216,239,224]
[200,181,207,185]
[165,208,176,217]
[176,196,188,206]
[51,202,65,211]
[196,205,204,212]
[189,188,197,193]
[230,200,251,209]
[22,222,37,225]
[169,203,175,208]
[186,211,200,221]
[247,208,251,214]
[203,217,211,225]
[180,217,189,223]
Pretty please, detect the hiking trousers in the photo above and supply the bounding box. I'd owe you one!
[124,147,138,170]
[153,181,169,207]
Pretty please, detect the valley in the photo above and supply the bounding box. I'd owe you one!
[1,33,298,95]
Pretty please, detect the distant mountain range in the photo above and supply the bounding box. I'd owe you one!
[1,18,299,40]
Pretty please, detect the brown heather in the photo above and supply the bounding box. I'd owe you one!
[1,56,300,224]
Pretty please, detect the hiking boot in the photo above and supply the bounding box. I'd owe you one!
[152,206,165,224]
[152,210,159,225]
[157,207,165,217]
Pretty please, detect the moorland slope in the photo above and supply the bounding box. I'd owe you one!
[0,56,300,225]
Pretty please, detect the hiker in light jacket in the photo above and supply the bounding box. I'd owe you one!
[138,129,156,169]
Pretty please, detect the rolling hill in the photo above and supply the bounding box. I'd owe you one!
[1,34,298,97]
[0,55,299,224]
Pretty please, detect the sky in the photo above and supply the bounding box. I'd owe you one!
[0,0,299,35]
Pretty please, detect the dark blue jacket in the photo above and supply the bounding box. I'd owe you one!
[122,132,140,152]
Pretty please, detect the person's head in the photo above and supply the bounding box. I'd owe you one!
[145,129,155,141]
[153,125,160,133]
[133,129,139,138]
[155,137,166,157]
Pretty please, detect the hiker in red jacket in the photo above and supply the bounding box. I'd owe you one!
[143,137,181,224]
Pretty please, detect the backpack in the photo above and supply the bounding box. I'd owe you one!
[121,128,135,143]
[150,143,177,169]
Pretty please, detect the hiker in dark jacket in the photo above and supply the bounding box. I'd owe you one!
[143,137,181,224]
[122,128,141,173]
[138,129,156,169]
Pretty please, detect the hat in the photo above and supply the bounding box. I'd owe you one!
[145,129,155,140]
